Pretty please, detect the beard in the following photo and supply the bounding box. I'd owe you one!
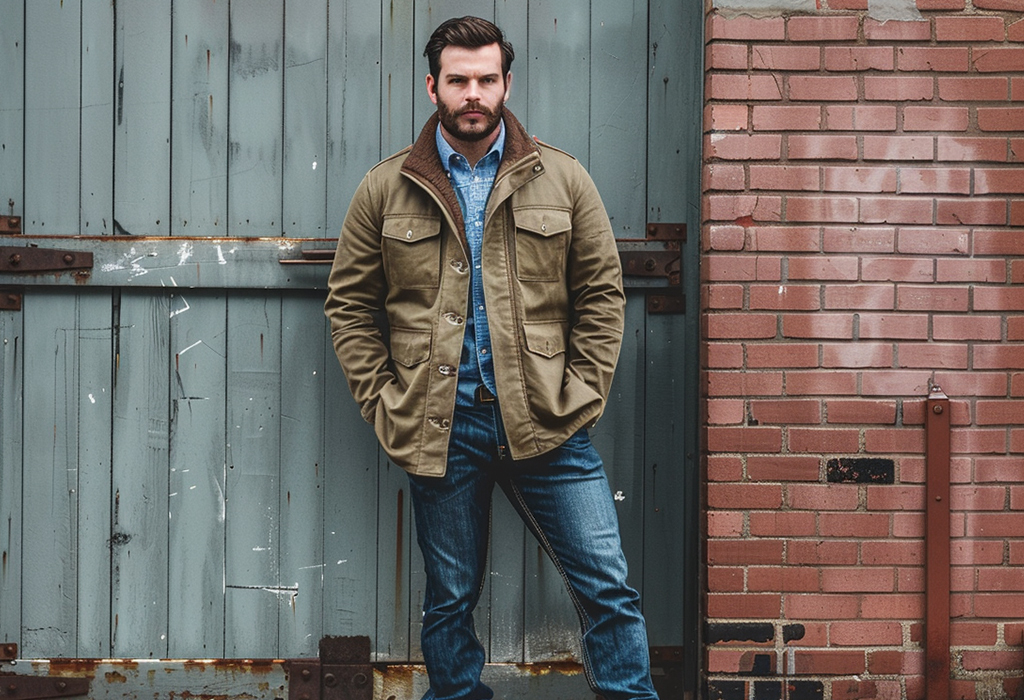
[436,97,503,143]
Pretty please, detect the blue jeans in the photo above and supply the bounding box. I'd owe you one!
[407,398,659,700]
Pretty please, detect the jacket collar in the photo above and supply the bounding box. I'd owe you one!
[401,107,541,237]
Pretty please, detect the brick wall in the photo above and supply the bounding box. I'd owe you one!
[701,2,1023,699]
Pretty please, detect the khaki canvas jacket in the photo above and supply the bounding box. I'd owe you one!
[325,108,625,476]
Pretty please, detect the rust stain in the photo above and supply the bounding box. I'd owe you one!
[512,660,584,677]
[105,671,128,684]
[44,659,100,676]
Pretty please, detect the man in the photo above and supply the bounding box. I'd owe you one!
[325,16,659,700]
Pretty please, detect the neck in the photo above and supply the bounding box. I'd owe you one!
[440,124,500,167]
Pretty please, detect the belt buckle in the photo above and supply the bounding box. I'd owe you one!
[475,385,495,403]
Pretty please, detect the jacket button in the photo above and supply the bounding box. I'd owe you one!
[438,364,456,376]
[406,230,413,239]
[427,417,451,432]
[449,259,467,273]
[541,224,547,232]
[533,165,542,172]
[442,312,465,326]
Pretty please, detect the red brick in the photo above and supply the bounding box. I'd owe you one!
[749,284,821,311]
[787,649,867,675]
[707,74,784,101]
[708,483,787,510]
[903,106,970,132]
[705,593,783,619]
[748,567,820,592]
[864,19,931,42]
[790,427,861,453]
[705,104,748,132]
[858,313,930,340]
[826,47,895,71]
[747,455,822,481]
[787,540,859,566]
[706,426,784,453]
[708,398,745,425]
[705,225,746,251]
[789,483,861,511]
[707,133,783,160]
[786,370,859,394]
[706,342,743,369]
[823,167,897,193]
[747,343,819,369]
[705,194,783,222]
[865,76,934,101]
[785,593,861,619]
[952,539,1005,565]
[752,105,822,131]
[899,343,969,369]
[788,255,859,280]
[939,76,1009,101]
[823,227,895,254]
[747,226,820,252]
[975,168,1024,194]
[1012,18,1024,42]
[868,649,924,675]
[938,137,1009,162]
[918,0,967,7]
[789,135,859,160]
[974,287,1024,311]
[707,455,744,481]
[952,486,1007,511]
[961,650,1024,671]
[937,259,1006,283]
[750,165,820,191]
[822,568,896,593]
[865,427,926,453]
[861,257,934,282]
[933,371,1009,397]
[821,512,891,538]
[831,621,903,646]
[706,43,748,71]
[973,47,1024,73]
[861,370,933,395]
[751,398,822,425]
[707,512,744,537]
[707,648,777,673]
[790,76,859,102]
[936,16,1007,42]
[863,136,934,161]
[897,286,969,311]
[952,428,1010,454]
[822,342,894,368]
[903,399,971,426]
[705,255,766,281]
[866,485,925,512]
[897,46,969,72]
[975,0,1024,8]
[707,313,777,339]
[979,108,1024,132]
[824,284,895,310]
[826,399,897,424]
[975,457,1023,483]
[707,566,744,592]
[830,0,868,7]
[950,622,998,646]
[901,167,969,194]
[704,164,745,192]
[825,105,898,131]
[860,593,924,619]
[751,45,821,71]
[933,316,1002,341]
[788,16,860,42]
[707,371,784,396]
[706,284,744,309]
[976,400,1024,425]
[707,538,784,565]
[707,14,786,42]
[974,229,1024,255]
[787,197,861,224]
[859,196,934,224]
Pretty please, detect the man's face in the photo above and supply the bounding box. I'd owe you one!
[426,43,511,145]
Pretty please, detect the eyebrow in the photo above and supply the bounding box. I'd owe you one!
[445,72,502,81]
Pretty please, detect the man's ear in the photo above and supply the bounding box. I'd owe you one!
[504,72,513,102]
[425,74,438,105]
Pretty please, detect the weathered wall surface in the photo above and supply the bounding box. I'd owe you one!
[701,0,1023,698]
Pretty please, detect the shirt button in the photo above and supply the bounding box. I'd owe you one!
[480,348,488,355]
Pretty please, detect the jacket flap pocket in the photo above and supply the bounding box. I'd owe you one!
[522,320,567,358]
[390,326,432,367]
[382,215,441,243]
[513,207,572,237]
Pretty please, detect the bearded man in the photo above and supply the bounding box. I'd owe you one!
[325,15,659,700]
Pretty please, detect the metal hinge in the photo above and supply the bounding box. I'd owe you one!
[287,636,372,700]
[0,216,20,235]
[617,223,686,314]
[0,645,91,700]
[0,247,93,274]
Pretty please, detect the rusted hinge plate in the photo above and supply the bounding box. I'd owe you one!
[0,247,93,274]
[0,217,20,235]
[618,222,686,313]
[649,646,684,699]
[0,643,16,661]
[0,676,90,700]
[0,289,22,311]
[287,635,372,700]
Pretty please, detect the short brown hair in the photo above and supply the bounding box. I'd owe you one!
[424,16,515,84]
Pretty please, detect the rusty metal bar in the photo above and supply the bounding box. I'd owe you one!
[925,384,951,700]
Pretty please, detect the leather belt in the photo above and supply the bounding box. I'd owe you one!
[475,385,496,403]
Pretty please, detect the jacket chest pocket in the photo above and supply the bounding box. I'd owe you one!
[382,215,443,289]
[513,207,571,282]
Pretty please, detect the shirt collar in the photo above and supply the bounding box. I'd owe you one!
[436,119,506,173]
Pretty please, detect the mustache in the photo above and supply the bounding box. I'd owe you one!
[457,103,495,117]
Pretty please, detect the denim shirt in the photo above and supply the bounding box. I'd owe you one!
[436,121,506,407]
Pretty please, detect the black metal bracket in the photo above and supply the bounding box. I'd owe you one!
[0,675,90,700]
[617,223,686,314]
[0,288,22,311]
[0,247,93,274]
[649,646,684,699]
[286,636,372,700]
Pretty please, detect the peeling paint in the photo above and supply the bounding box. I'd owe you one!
[712,0,815,16]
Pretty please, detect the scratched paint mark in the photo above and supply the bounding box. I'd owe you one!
[614,491,626,502]
[100,246,154,279]
[177,241,194,265]
[169,295,191,318]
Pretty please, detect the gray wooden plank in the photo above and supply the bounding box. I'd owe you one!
[643,0,702,652]
[0,306,23,649]
[283,0,328,239]
[278,294,326,658]
[115,0,171,237]
[224,293,283,657]
[24,0,81,233]
[380,0,415,157]
[227,1,284,238]
[525,1,591,165]
[20,291,81,656]
[494,1,529,119]
[76,292,114,657]
[167,292,228,658]
[326,0,382,225]
[110,291,172,657]
[171,0,229,237]
[0,0,25,219]
[371,461,411,662]
[81,0,115,235]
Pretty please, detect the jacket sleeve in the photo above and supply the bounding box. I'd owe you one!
[565,161,626,408]
[324,172,393,424]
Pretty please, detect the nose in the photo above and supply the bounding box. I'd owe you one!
[464,79,483,101]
